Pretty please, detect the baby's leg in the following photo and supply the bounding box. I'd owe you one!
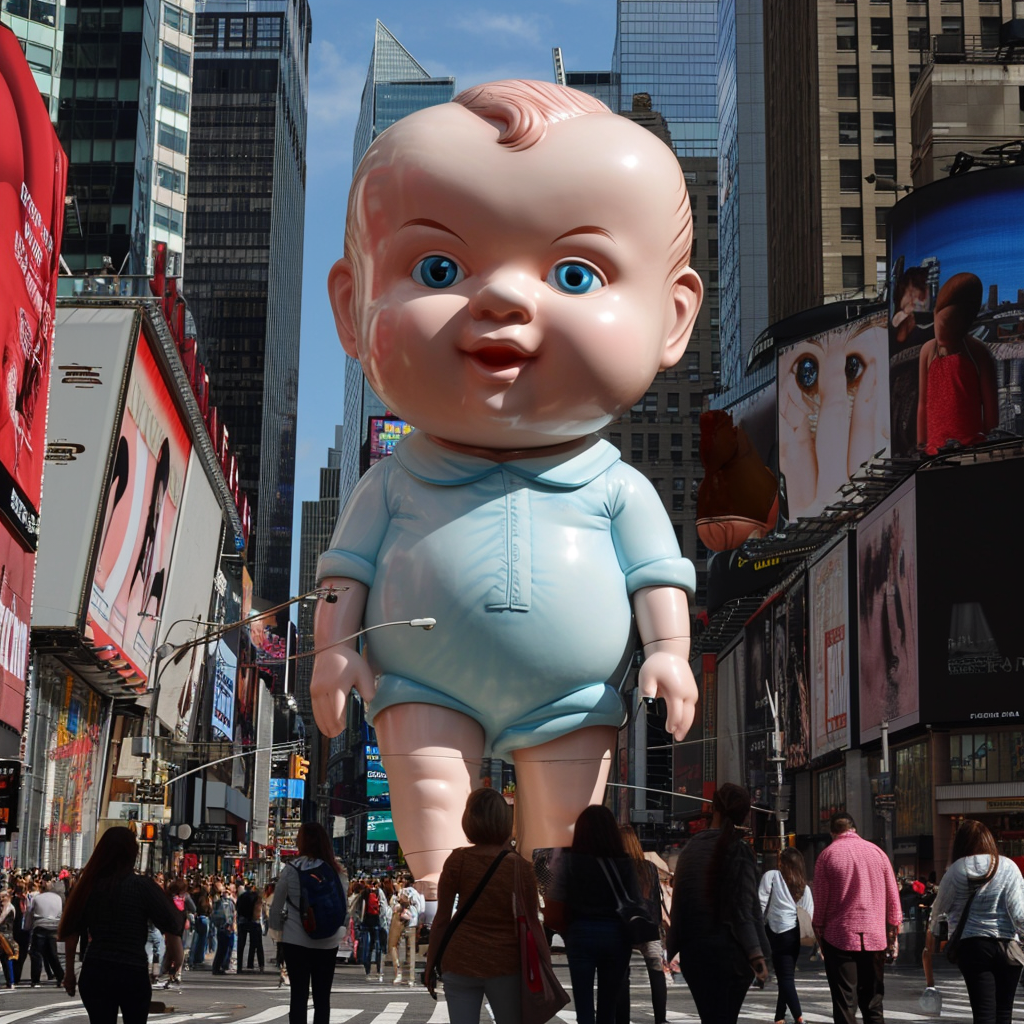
[374,703,484,897]
[512,725,617,857]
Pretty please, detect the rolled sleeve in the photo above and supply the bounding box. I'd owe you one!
[316,463,391,587]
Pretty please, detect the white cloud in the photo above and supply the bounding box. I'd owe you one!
[453,12,544,47]
[307,38,364,128]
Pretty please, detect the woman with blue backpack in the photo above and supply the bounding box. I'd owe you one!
[269,822,349,1024]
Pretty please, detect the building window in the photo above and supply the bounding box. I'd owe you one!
[672,495,685,511]
[872,65,894,97]
[894,742,932,837]
[670,433,683,449]
[647,434,660,459]
[840,208,863,241]
[666,392,679,414]
[839,159,861,192]
[158,82,189,115]
[874,158,897,180]
[24,41,52,72]
[161,41,191,75]
[837,18,857,50]
[909,65,923,92]
[157,164,186,194]
[908,16,929,50]
[837,66,859,98]
[642,392,658,419]
[163,2,193,34]
[870,18,893,51]
[875,206,889,240]
[981,18,1002,49]
[876,257,887,290]
[817,765,847,828]
[838,112,860,146]
[950,733,994,784]
[707,239,718,259]
[842,255,864,290]
[157,122,188,155]
[873,111,895,145]
[673,477,685,492]
[153,202,183,235]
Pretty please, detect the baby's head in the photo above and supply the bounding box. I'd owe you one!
[330,80,702,451]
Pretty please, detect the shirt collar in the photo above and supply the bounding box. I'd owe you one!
[393,430,621,488]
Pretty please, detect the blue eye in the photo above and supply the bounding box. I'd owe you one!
[414,256,463,289]
[548,261,603,295]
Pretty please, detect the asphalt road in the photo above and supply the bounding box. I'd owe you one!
[0,956,1003,1023]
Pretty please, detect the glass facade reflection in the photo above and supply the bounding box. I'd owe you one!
[716,0,767,389]
[185,0,310,607]
[340,22,454,507]
[612,0,719,158]
[1,0,65,120]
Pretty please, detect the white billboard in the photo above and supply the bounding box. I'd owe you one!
[810,536,851,758]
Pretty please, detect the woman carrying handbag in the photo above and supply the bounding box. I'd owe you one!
[929,819,1024,1024]
[424,788,558,1023]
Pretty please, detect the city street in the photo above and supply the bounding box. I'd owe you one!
[0,957,999,1024]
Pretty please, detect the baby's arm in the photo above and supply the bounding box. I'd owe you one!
[309,578,376,737]
[633,585,698,740]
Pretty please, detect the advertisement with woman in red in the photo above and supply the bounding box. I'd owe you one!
[88,333,191,680]
[0,25,67,520]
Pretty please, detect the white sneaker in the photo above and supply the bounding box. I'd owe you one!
[392,973,402,985]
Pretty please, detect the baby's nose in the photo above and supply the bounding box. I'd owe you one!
[468,271,537,324]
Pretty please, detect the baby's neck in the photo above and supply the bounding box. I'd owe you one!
[427,434,590,463]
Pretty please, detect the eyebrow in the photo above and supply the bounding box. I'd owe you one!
[399,218,467,244]
[551,226,615,244]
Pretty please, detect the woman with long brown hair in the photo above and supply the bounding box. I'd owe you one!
[268,822,349,1024]
[929,819,1024,1024]
[667,784,769,1024]
[57,826,184,1024]
[759,847,814,1024]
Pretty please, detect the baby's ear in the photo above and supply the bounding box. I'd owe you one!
[328,258,359,359]
[660,267,703,370]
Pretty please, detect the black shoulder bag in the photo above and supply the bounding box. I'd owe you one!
[946,879,984,964]
[424,849,511,995]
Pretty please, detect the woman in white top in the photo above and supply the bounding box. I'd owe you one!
[758,848,814,1024]
[387,872,425,986]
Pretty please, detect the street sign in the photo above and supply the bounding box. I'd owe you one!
[187,823,235,849]
[874,793,896,810]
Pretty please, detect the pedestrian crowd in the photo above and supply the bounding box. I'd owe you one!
[5,789,1024,1024]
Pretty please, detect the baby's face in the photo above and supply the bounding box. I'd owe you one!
[335,103,700,450]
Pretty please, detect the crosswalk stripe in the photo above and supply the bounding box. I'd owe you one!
[369,1004,408,1024]
[226,1007,290,1024]
[0,1003,69,1024]
[328,1013,359,1023]
[427,1001,449,1023]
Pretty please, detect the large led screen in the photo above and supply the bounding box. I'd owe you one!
[87,330,191,680]
[211,639,236,741]
[715,640,744,788]
[857,477,919,743]
[888,167,1024,457]
[743,607,771,793]
[773,576,811,769]
[368,418,413,466]
[777,309,890,520]
[810,537,850,757]
[917,458,1024,725]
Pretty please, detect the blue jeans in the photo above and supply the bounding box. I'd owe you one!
[212,928,234,974]
[190,916,208,965]
[360,923,384,974]
[566,918,632,1024]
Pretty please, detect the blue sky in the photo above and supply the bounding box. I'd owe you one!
[290,1,617,593]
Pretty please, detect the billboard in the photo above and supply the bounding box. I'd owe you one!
[777,309,890,520]
[917,458,1024,724]
[0,532,33,734]
[773,576,811,769]
[87,329,192,680]
[365,743,389,807]
[743,607,771,794]
[715,639,744,787]
[211,639,236,741]
[888,167,1024,457]
[368,418,413,466]
[35,308,139,629]
[0,26,67,521]
[809,537,850,757]
[857,477,919,743]
[366,811,397,843]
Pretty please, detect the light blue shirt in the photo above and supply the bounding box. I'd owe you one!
[758,868,814,934]
[930,855,1024,941]
[317,432,695,756]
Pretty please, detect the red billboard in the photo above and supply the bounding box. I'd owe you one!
[87,331,191,681]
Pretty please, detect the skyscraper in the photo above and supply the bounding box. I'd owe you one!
[185,0,311,608]
[1,0,66,121]
[716,0,768,389]
[612,0,719,158]
[339,21,454,508]
[56,0,195,275]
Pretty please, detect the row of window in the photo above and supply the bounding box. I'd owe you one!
[838,111,896,146]
[836,15,1002,51]
[161,40,190,76]
[163,2,192,36]
[157,121,188,155]
[158,81,189,116]
[156,164,186,194]
[194,13,283,52]
[153,202,183,235]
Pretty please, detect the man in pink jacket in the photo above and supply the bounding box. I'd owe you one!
[812,811,902,1024]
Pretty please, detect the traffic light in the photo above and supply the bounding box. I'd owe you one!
[139,822,157,843]
[289,754,310,781]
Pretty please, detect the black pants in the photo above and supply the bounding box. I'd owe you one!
[30,930,64,984]
[237,920,265,970]
[79,961,151,1024]
[767,925,802,1022]
[958,937,1024,1024]
[821,939,885,1024]
[12,928,29,982]
[677,938,753,1024]
[281,943,337,1024]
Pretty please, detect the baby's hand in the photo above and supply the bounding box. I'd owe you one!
[309,647,376,737]
[638,646,698,740]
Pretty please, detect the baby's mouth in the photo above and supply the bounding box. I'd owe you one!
[466,345,534,380]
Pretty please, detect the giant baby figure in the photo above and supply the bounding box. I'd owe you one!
[311,80,702,896]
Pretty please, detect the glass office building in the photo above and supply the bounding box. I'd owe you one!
[716,0,767,389]
[612,0,719,158]
[340,22,454,507]
[184,0,311,607]
[1,0,65,120]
